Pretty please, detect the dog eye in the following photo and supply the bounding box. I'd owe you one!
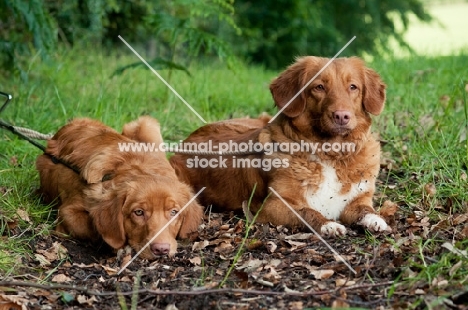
[314,84,325,91]
[133,209,145,217]
[170,209,178,217]
[350,84,358,90]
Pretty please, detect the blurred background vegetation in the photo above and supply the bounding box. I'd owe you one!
[0,0,437,75]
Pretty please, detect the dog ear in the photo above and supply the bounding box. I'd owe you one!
[82,153,120,184]
[175,187,204,239]
[269,58,310,118]
[363,67,386,115]
[178,200,204,239]
[89,195,126,249]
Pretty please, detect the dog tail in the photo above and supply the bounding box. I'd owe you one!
[122,116,164,146]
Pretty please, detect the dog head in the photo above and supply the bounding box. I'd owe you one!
[84,166,203,259]
[269,56,385,138]
[81,139,203,260]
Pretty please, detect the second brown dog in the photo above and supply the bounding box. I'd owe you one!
[170,56,390,236]
[37,116,203,259]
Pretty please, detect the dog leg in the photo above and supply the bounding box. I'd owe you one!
[340,195,389,232]
[56,200,96,239]
[255,197,347,237]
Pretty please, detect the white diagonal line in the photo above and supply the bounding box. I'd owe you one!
[268,187,356,274]
[118,35,207,124]
[269,36,357,123]
[118,187,206,274]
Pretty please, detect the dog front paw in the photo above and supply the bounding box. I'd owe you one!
[359,214,390,232]
[320,222,347,237]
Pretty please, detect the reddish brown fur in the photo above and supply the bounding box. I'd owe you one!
[170,56,388,235]
[36,116,203,259]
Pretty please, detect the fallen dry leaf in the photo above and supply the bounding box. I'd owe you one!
[460,226,468,238]
[164,304,179,310]
[192,240,209,251]
[36,242,68,262]
[264,259,282,269]
[461,172,467,181]
[441,242,468,258]
[263,266,280,283]
[453,213,468,225]
[332,299,349,308]
[215,241,235,254]
[77,295,98,305]
[0,294,28,310]
[415,289,425,295]
[283,240,307,251]
[233,219,245,233]
[288,301,303,310]
[266,241,277,253]
[119,276,132,283]
[424,183,437,197]
[284,233,315,240]
[283,285,300,294]
[432,278,448,289]
[15,209,30,223]
[237,259,264,273]
[189,256,202,266]
[51,274,72,283]
[379,200,398,224]
[335,279,356,287]
[310,269,334,280]
[34,253,51,267]
[241,201,254,223]
[169,267,184,280]
[246,239,263,250]
[255,278,274,287]
[431,220,450,234]
[102,265,118,276]
[449,261,463,276]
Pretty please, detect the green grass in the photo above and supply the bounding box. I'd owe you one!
[0,46,467,304]
[373,55,468,215]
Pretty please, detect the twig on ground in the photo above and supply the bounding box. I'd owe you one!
[0,280,395,297]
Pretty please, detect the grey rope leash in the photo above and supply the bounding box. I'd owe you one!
[11,126,53,140]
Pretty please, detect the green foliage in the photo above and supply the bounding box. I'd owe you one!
[0,0,57,73]
[112,0,239,85]
[232,0,432,68]
[1,0,434,72]
[44,0,104,44]
[120,0,239,73]
[1,0,239,75]
[46,0,239,62]
[145,0,239,59]
[44,0,154,44]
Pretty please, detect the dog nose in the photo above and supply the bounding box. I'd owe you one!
[151,243,170,256]
[332,110,351,125]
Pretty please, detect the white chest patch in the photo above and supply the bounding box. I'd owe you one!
[305,161,370,220]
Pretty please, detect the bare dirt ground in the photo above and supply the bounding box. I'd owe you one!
[1,169,468,309]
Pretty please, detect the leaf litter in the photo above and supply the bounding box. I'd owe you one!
[1,180,467,309]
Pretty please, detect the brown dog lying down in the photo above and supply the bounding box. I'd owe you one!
[170,56,390,237]
[36,116,203,259]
